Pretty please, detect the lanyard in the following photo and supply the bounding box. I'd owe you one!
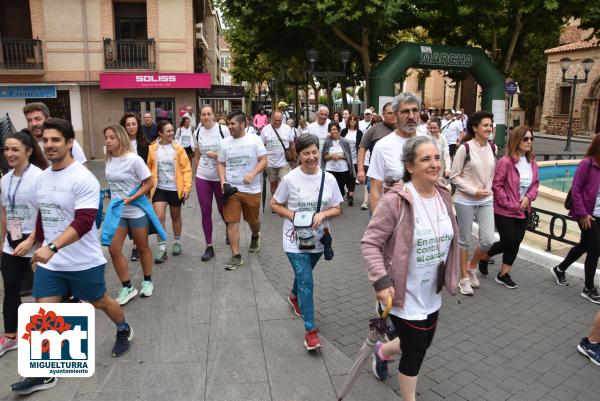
[415,187,445,255]
[8,164,30,212]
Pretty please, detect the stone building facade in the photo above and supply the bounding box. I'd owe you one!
[541,20,600,136]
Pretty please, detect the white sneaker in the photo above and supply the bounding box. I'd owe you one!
[140,280,154,298]
[459,278,474,296]
[116,286,138,305]
[468,268,480,288]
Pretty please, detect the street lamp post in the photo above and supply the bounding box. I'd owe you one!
[306,48,351,112]
[442,74,451,111]
[560,57,594,151]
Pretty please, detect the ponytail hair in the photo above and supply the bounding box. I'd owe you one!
[6,129,49,170]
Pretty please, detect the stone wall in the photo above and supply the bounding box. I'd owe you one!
[541,46,600,136]
[543,115,583,136]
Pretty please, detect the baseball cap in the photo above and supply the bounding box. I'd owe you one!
[455,111,462,115]
[364,109,372,115]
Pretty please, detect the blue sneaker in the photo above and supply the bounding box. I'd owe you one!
[371,341,390,380]
[578,337,600,366]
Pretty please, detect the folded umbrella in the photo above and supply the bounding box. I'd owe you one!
[337,296,393,401]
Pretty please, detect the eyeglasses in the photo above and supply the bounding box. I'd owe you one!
[272,119,282,123]
[399,108,420,116]
[521,136,534,142]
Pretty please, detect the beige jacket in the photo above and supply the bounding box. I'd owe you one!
[449,139,496,201]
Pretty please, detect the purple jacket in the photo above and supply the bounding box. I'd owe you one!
[569,157,600,220]
[492,155,539,219]
[361,182,459,308]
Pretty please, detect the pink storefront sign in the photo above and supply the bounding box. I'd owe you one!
[100,73,211,89]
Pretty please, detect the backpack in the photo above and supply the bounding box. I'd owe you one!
[451,141,498,195]
[460,141,497,170]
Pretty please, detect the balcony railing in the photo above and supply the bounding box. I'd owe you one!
[0,38,44,70]
[104,38,155,70]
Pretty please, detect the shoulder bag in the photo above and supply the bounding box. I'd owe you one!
[293,171,326,250]
[272,127,294,162]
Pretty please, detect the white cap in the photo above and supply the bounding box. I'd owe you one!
[455,111,462,115]
[364,109,372,115]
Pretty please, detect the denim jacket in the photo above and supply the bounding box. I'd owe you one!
[100,187,166,246]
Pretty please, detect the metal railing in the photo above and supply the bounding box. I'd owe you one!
[536,152,585,161]
[0,38,44,70]
[526,207,578,251]
[103,38,155,70]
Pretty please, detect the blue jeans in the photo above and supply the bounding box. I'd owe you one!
[286,252,322,331]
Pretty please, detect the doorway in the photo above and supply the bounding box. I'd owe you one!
[125,98,175,124]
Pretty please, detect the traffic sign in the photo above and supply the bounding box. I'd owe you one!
[505,81,518,96]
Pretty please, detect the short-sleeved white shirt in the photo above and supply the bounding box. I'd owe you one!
[344,129,358,164]
[367,133,409,182]
[308,121,330,151]
[1,165,43,257]
[516,156,533,199]
[441,119,463,145]
[105,153,151,219]
[175,126,194,149]
[261,124,293,168]
[325,140,349,172]
[36,162,107,271]
[157,144,177,191]
[387,182,453,320]
[194,123,230,181]
[273,167,343,253]
[218,133,267,194]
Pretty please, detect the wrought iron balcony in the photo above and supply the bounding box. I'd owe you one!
[104,38,156,70]
[0,38,44,70]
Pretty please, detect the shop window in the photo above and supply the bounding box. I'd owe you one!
[26,90,71,121]
[558,85,572,115]
[125,98,175,124]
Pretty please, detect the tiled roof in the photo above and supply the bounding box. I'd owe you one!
[545,39,599,54]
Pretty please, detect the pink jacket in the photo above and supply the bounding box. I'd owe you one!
[361,181,460,308]
[492,155,539,219]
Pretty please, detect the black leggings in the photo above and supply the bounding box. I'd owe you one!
[389,311,438,377]
[1,252,32,333]
[487,213,527,266]
[558,219,600,289]
[328,170,355,197]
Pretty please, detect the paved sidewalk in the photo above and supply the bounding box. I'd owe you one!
[259,188,600,401]
[0,162,398,401]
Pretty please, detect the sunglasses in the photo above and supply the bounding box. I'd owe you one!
[521,136,534,142]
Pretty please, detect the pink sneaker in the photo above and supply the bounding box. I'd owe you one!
[0,335,17,357]
[287,294,302,317]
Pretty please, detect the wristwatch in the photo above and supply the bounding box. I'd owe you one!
[48,242,58,253]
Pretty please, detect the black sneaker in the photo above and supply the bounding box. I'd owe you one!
[495,273,517,289]
[581,287,600,304]
[201,246,215,262]
[112,325,133,357]
[130,248,140,262]
[478,260,489,276]
[371,341,390,381]
[552,266,569,286]
[249,233,260,252]
[11,377,57,395]
[348,196,354,206]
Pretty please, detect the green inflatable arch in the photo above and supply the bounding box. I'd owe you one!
[369,43,506,146]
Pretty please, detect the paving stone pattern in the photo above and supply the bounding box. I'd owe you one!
[259,184,600,400]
